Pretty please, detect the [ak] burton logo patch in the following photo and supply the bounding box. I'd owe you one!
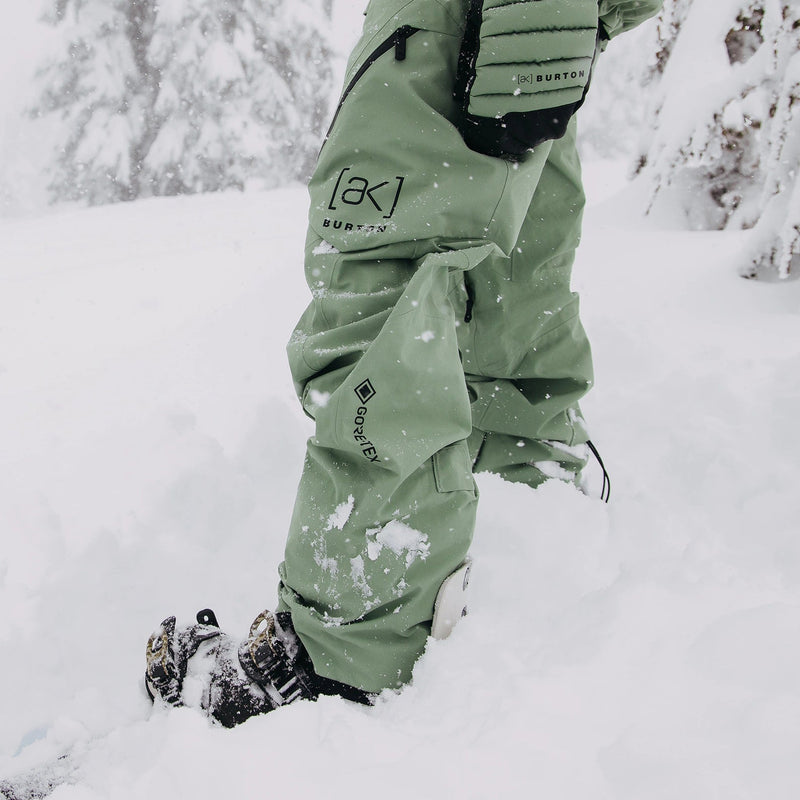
[323,169,405,235]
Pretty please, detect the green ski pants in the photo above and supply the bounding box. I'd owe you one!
[278,0,594,693]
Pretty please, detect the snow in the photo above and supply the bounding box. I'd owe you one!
[311,240,340,256]
[326,496,356,532]
[366,521,431,566]
[1,164,799,798]
[631,0,800,276]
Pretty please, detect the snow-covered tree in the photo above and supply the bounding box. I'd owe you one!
[33,0,333,205]
[638,0,800,278]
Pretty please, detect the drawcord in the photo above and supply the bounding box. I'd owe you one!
[586,440,611,503]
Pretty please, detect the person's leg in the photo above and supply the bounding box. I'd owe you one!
[278,1,558,693]
[147,1,557,713]
[460,119,595,487]
[280,241,480,692]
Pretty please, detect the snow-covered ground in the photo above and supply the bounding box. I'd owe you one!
[1,168,799,798]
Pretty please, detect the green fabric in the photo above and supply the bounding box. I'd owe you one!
[468,0,599,117]
[277,0,654,693]
[598,0,663,39]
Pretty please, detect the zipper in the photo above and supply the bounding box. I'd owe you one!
[454,0,483,114]
[322,25,421,148]
[463,272,475,323]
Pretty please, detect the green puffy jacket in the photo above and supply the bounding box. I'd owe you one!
[457,0,663,156]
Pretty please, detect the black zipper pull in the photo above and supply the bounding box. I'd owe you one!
[464,274,475,323]
[395,26,412,61]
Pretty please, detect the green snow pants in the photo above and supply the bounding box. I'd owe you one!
[278,0,594,693]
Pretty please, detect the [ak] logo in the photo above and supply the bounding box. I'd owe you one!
[323,169,405,234]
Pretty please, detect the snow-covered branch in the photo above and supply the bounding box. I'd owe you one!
[32,0,334,205]
[638,0,800,278]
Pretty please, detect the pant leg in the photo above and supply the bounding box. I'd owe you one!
[460,119,595,487]
[280,239,482,693]
[279,0,565,693]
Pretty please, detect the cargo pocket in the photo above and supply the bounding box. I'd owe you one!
[433,440,476,493]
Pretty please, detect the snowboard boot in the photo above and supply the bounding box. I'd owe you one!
[145,608,369,727]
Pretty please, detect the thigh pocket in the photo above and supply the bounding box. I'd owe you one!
[433,440,476,493]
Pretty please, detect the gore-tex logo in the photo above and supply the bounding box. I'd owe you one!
[354,380,377,404]
[328,168,404,219]
[353,380,380,463]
